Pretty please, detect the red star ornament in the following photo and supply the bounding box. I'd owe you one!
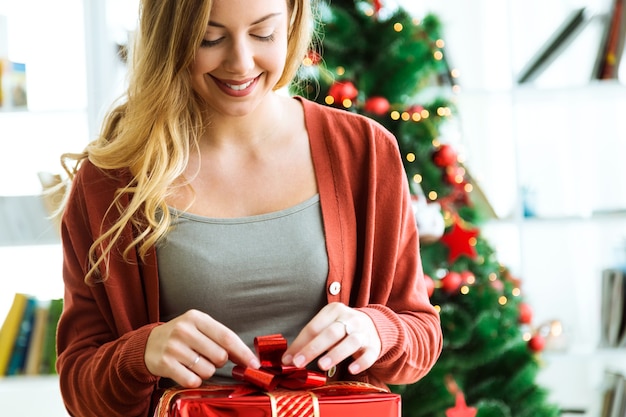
[440,218,479,263]
[373,0,383,14]
[446,392,477,417]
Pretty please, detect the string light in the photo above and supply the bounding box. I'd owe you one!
[428,191,438,200]
[401,112,411,121]
[512,288,521,297]
[394,22,403,32]
[336,66,345,76]
[413,174,422,184]
[461,285,470,295]
[435,39,445,48]
[390,111,401,120]
[464,183,474,193]
[342,98,352,108]
[437,107,452,117]
[303,56,314,66]
[412,112,422,122]
[406,153,416,163]
[434,50,444,61]
[498,296,508,305]
[325,96,335,105]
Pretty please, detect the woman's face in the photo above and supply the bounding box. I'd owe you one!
[190,0,289,118]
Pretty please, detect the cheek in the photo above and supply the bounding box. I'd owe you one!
[190,52,215,75]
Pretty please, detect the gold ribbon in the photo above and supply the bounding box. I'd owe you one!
[266,390,320,417]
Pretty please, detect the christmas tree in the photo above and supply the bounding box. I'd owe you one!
[291,1,561,416]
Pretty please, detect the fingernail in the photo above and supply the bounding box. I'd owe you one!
[293,355,306,368]
[282,354,293,365]
[349,363,361,374]
[318,357,332,370]
[250,358,261,369]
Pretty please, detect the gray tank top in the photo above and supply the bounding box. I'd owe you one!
[157,194,328,379]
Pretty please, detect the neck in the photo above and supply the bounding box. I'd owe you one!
[203,93,286,148]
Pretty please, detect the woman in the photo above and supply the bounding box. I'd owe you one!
[56,0,443,416]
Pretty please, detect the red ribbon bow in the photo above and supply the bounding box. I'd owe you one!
[232,334,327,391]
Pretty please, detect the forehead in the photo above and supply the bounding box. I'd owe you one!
[208,0,288,26]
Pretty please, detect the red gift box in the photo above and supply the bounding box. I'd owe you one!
[154,334,400,417]
[155,382,401,417]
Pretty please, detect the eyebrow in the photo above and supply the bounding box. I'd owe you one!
[208,12,282,28]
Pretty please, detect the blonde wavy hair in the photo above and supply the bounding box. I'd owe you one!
[61,0,315,283]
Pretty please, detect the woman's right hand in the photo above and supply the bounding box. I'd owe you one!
[144,309,261,387]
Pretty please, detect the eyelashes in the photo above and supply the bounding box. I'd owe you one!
[200,33,276,48]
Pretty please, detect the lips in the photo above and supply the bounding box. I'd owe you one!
[211,75,260,96]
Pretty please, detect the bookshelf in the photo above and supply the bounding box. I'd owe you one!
[423,0,626,414]
[0,375,68,416]
[0,0,137,413]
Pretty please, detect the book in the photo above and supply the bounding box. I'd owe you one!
[6,295,37,375]
[600,268,626,347]
[24,300,50,375]
[0,293,29,375]
[0,58,28,109]
[40,298,63,375]
[594,0,626,79]
[610,373,626,417]
[600,370,619,417]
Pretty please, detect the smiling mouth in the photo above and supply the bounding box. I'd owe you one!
[225,79,255,91]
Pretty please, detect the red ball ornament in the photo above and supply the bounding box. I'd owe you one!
[407,104,424,116]
[528,334,545,352]
[363,96,391,115]
[445,166,465,185]
[433,144,458,168]
[460,271,475,284]
[490,279,504,292]
[328,81,358,104]
[424,274,435,298]
[305,50,322,66]
[441,271,463,294]
[518,302,533,324]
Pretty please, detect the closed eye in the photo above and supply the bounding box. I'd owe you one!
[200,38,223,48]
[254,33,275,42]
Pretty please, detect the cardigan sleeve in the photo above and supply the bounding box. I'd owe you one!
[354,126,442,385]
[302,98,443,386]
[56,162,161,417]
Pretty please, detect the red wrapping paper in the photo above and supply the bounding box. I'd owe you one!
[154,334,400,417]
[155,382,401,417]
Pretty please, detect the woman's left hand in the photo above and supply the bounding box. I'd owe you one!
[282,302,382,375]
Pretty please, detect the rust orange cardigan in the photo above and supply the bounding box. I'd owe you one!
[57,97,442,417]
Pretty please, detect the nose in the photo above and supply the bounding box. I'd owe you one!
[224,38,255,75]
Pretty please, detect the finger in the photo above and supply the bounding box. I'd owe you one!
[191,312,261,369]
[178,352,218,383]
[283,303,348,363]
[289,319,348,369]
[316,331,365,372]
[170,354,205,388]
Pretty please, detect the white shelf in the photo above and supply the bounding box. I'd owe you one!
[0,375,68,416]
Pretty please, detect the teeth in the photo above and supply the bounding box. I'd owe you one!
[226,79,254,91]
